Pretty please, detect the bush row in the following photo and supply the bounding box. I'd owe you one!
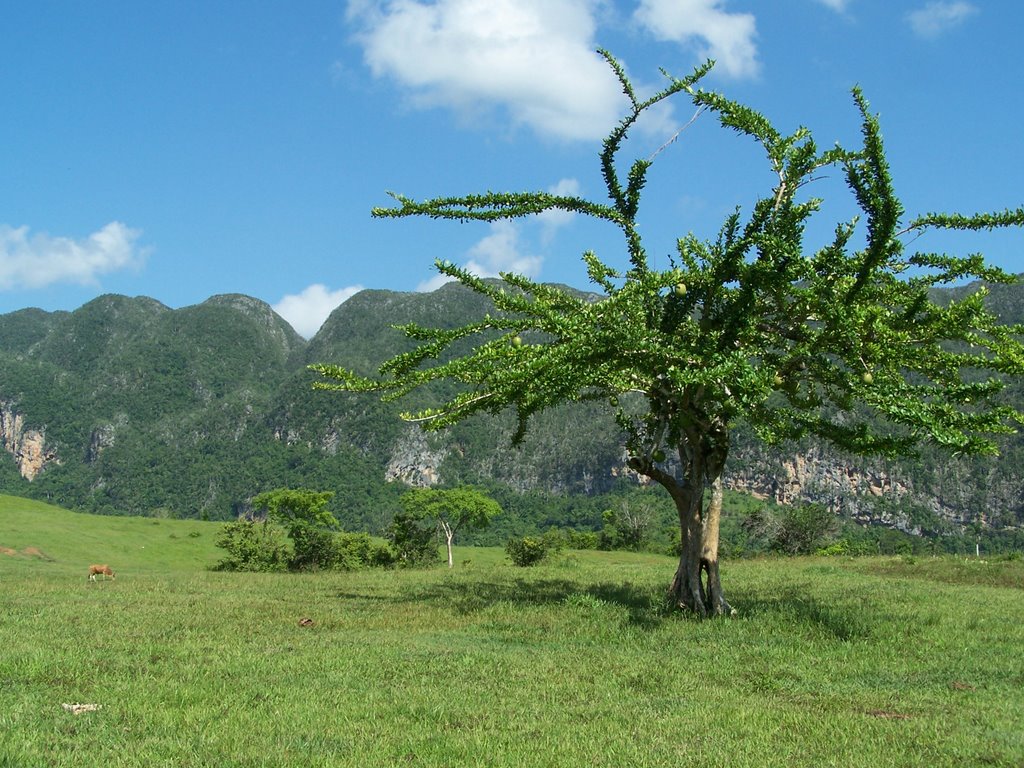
[213,520,395,572]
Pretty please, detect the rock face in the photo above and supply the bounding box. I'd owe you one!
[0,402,59,481]
[385,426,447,487]
[725,445,921,530]
[727,446,906,506]
[86,420,123,463]
[613,441,922,528]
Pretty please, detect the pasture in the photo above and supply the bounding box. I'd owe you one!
[1,495,1022,767]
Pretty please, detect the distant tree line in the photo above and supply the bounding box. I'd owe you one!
[215,484,1024,574]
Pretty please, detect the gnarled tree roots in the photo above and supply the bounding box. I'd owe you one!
[669,556,735,617]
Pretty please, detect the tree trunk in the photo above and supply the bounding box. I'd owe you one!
[668,473,733,616]
[628,415,733,617]
[441,522,455,568]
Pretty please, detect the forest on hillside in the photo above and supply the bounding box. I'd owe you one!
[1,282,1023,553]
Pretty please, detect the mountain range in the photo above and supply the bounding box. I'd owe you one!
[1,280,1022,537]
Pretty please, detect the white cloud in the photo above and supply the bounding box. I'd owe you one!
[417,220,542,292]
[813,0,849,11]
[634,0,760,79]
[272,283,363,338]
[466,220,543,277]
[416,272,456,293]
[537,178,581,239]
[347,0,628,141]
[0,221,145,291]
[907,1,977,38]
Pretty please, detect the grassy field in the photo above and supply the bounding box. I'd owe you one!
[1,494,1022,767]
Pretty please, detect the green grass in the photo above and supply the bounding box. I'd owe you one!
[1,495,1022,767]
[0,494,222,575]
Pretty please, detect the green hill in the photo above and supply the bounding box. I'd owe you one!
[1,281,1022,538]
[0,494,221,574]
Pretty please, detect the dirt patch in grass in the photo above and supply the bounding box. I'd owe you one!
[0,545,53,560]
[865,709,911,720]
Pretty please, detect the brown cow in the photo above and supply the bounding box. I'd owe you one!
[87,564,115,582]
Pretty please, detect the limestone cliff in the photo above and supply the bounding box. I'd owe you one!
[724,446,920,530]
[385,426,448,487]
[0,402,59,481]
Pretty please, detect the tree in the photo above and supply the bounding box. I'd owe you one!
[600,498,657,551]
[506,534,556,567]
[742,503,837,555]
[252,488,338,571]
[313,52,1024,615]
[213,519,290,572]
[387,508,440,567]
[398,487,501,568]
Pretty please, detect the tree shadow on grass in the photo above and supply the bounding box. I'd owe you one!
[729,584,888,642]
[337,573,890,638]
[336,575,900,640]
[336,576,670,630]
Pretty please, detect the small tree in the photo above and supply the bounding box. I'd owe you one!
[387,509,440,567]
[213,519,290,572]
[743,503,837,555]
[399,487,501,568]
[600,498,657,551]
[314,52,1024,615]
[506,535,552,567]
[253,488,338,571]
[776,503,837,555]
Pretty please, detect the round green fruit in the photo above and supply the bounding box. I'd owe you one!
[861,371,873,384]
[511,336,523,347]
[674,283,687,296]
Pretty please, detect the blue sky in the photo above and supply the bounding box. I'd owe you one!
[1,0,1021,337]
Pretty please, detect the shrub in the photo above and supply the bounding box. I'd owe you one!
[541,528,567,554]
[815,540,851,557]
[368,541,398,568]
[776,503,837,555]
[875,527,914,556]
[334,532,396,570]
[388,510,440,567]
[214,520,290,572]
[598,501,656,551]
[288,523,340,571]
[740,506,781,551]
[333,531,372,571]
[743,503,837,555]
[506,535,551,567]
[563,529,599,550]
[214,520,396,573]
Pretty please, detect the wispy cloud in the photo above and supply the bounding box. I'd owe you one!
[347,0,626,142]
[907,1,977,38]
[0,221,145,291]
[537,178,581,241]
[415,272,456,293]
[416,220,542,292]
[812,0,849,12]
[272,283,363,338]
[465,220,543,278]
[634,0,760,79]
